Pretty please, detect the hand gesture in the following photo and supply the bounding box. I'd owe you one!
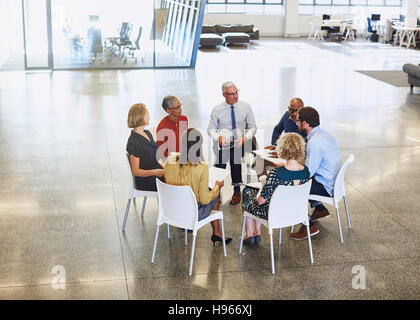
[155,169,165,177]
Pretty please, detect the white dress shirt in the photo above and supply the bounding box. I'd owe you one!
[207,100,257,147]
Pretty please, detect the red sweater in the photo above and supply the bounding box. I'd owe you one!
[156,115,188,157]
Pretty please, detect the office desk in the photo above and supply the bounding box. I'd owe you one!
[308,20,355,41]
[393,25,420,48]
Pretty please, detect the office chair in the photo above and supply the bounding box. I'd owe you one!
[365,17,376,39]
[321,14,335,39]
[87,27,103,63]
[123,26,143,63]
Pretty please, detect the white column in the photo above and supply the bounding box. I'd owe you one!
[401,0,418,21]
[283,0,299,37]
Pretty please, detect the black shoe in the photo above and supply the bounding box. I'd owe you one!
[211,234,232,247]
[242,236,255,246]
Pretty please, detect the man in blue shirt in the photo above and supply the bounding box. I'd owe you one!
[290,107,342,240]
[267,97,305,149]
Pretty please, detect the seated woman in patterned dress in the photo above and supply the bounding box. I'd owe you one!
[241,133,310,245]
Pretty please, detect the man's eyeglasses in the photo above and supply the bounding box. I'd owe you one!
[224,90,239,96]
[295,119,302,122]
[169,104,182,110]
[288,107,299,114]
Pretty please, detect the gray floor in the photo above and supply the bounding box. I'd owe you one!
[0,38,419,300]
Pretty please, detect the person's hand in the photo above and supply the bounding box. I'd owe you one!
[215,180,224,188]
[264,145,275,150]
[218,136,229,148]
[154,169,164,177]
[234,136,245,148]
[257,196,267,205]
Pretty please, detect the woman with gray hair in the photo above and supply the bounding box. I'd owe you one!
[156,95,188,158]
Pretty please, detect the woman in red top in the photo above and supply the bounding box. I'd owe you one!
[156,95,188,159]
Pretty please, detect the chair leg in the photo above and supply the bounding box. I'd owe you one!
[269,232,275,274]
[184,229,188,246]
[343,196,351,229]
[220,218,227,257]
[279,228,282,245]
[151,225,160,263]
[291,225,294,233]
[122,198,131,231]
[141,196,147,217]
[167,224,171,238]
[306,224,314,264]
[239,216,247,254]
[335,207,344,243]
[189,235,197,276]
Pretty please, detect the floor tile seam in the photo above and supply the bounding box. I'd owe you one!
[123,255,420,282]
[0,277,129,290]
[105,136,130,299]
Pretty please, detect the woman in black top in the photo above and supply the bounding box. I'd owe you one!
[126,103,164,191]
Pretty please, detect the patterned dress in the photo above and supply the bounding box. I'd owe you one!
[242,166,310,220]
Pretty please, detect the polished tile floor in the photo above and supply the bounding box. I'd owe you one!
[0,38,419,300]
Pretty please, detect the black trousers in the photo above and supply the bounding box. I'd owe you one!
[215,146,244,193]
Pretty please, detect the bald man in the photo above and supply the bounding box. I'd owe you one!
[267,98,306,149]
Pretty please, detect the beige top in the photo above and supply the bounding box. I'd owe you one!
[164,155,219,205]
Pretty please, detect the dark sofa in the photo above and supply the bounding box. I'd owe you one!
[403,63,420,92]
[200,24,260,47]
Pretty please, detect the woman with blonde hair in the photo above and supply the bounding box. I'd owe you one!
[126,103,164,191]
[164,128,232,246]
[241,132,310,245]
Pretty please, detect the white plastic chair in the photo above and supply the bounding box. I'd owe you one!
[122,153,158,231]
[151,179,227,276]
[308,154,354,243]
[240,180,313,275]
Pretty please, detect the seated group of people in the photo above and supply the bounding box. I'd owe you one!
[126,81,342,247]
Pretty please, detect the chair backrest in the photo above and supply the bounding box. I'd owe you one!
[126,153,136,189]
[135,26,142,49]
[156,179,198,229]
[267,180,312,229]
[333,154,354,204]
[119,22,132,39]
[366,17,372,32]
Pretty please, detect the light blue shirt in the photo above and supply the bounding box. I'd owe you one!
[207,100,257,145]
[305,126,341,196]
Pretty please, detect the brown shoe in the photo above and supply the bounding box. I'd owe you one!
[229,191,241,205]
[289,224,319,240]
[311,207,330,221]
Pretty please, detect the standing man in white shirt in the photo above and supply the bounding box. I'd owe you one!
[208,81,257,205]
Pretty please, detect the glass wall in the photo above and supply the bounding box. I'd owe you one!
[158,0,203,67]
[299,0,402,18]
[0,0,24,71]
[0,0,205,71]
[205,0,283,14]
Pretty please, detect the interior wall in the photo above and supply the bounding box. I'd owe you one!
[0,0,23,67]
[203,14,284,36]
